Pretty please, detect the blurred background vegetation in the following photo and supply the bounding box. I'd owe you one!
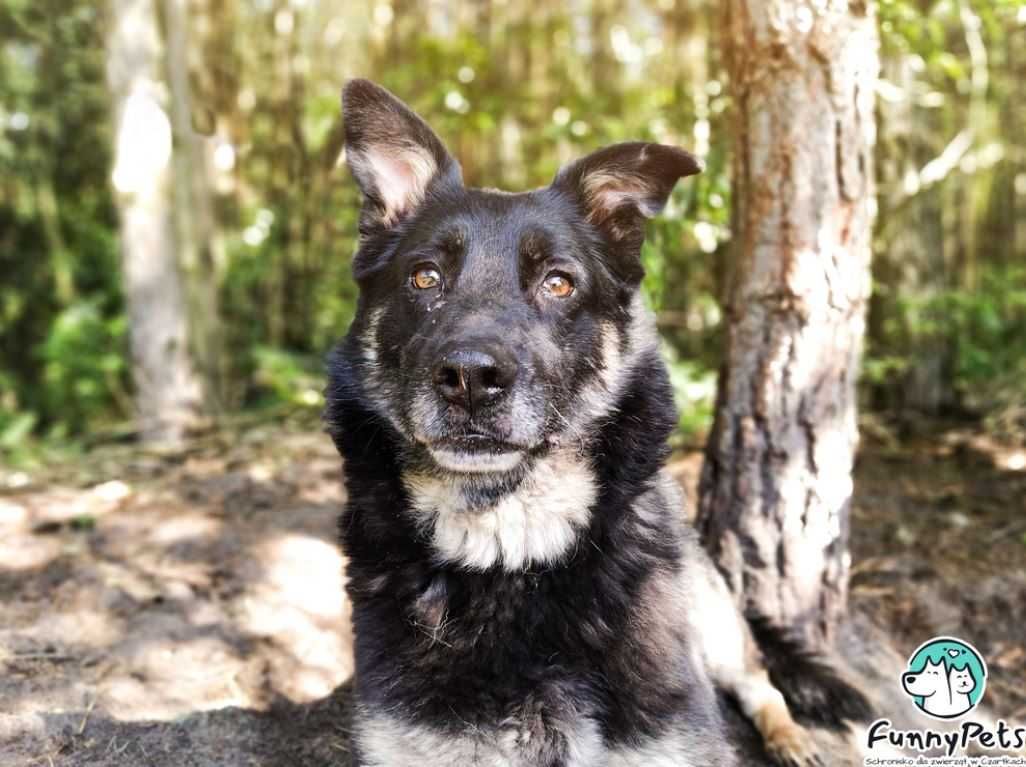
[1,0,1024,460]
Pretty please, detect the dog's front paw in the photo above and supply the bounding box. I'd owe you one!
[762,721,823,767]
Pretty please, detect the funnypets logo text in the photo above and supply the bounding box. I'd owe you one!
[865,636,1026,765]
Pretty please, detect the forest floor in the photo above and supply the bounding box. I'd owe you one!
[1,419,1025,766]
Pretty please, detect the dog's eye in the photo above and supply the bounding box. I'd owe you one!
[541,272,574,298]
[411,266,442,290]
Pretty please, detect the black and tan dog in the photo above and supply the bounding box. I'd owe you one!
[325,79,869,767]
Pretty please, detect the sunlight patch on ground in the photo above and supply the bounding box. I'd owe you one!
[0,431,361,747]
[261,535,346,619]
[103,636,252,720]
[4,482,135,531]
[149,513,222,545]
[31,606,122,649]
[238,533,353,702]
[92,480,132,504]
[0,532,59,570]
[0,499,28,526]
[1001,450,1025,472]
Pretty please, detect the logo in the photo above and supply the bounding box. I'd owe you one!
[864,636,1026,764]
[900,636,987,720]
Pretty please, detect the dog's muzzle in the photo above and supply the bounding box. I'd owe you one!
[423,341,526,474]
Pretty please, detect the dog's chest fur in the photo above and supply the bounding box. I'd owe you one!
[342,470,725,766]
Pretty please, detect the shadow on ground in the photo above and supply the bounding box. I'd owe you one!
[9,682,356,767]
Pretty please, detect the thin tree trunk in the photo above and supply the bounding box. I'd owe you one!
[163,0,227,412]
[107,0,203,444]
[697,0,879,645]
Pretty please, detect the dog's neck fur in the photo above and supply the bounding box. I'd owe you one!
[400,449,598,571]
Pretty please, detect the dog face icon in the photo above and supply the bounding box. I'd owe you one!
[901,637,987,720]
[902,658,947,699]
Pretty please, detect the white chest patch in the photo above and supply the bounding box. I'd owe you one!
[403,451,597,571]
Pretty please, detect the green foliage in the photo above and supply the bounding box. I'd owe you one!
[869,0,1026,430]
[945,268,1026,437]
[0,409,36,450]
[250,346,324,410]
[1,0,123,445]
[1,0,1024,449]
[37,301,128,434]
[868,265,1026,436]
[945,268,1026,385]
[663,344,719,443]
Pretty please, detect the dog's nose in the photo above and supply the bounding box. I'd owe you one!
[433,348,517,412]
[904,674,917,685]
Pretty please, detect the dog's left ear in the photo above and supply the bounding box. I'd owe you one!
[342,79,462,233]
[552,142,701,278]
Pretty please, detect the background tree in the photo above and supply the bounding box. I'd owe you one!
[696,0,879,644]
[163,0,228,412]
[105,0,203,443]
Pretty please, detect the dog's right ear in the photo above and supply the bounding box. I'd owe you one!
[551,142,701,282]
[342,79,461,233]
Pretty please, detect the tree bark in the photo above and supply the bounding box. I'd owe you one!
[697,0,879,645]
[107,0,203,444]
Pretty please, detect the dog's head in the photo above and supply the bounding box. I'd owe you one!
[339,79,700,476]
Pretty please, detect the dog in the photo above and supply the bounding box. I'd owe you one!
[326,79,871,767]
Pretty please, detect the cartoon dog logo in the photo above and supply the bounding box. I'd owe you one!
[901,637,987,720]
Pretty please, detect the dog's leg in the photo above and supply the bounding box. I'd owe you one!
[684,544,822,767]
[723,667,823,767]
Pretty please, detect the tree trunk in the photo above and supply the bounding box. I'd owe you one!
[107,0,203,444]
[163,0,228,413]
[696,0,879,645]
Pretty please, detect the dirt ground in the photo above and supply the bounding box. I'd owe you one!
[1,420,1024,766]
[846,426,1026,720]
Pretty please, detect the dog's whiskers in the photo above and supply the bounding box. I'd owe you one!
[548,402,587,456]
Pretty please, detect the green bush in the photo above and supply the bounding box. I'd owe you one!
[866,265,1026,437]
[250,346,325,410]
[37,300,128,435]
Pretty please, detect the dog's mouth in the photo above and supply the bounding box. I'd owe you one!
[424,433,526,474]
